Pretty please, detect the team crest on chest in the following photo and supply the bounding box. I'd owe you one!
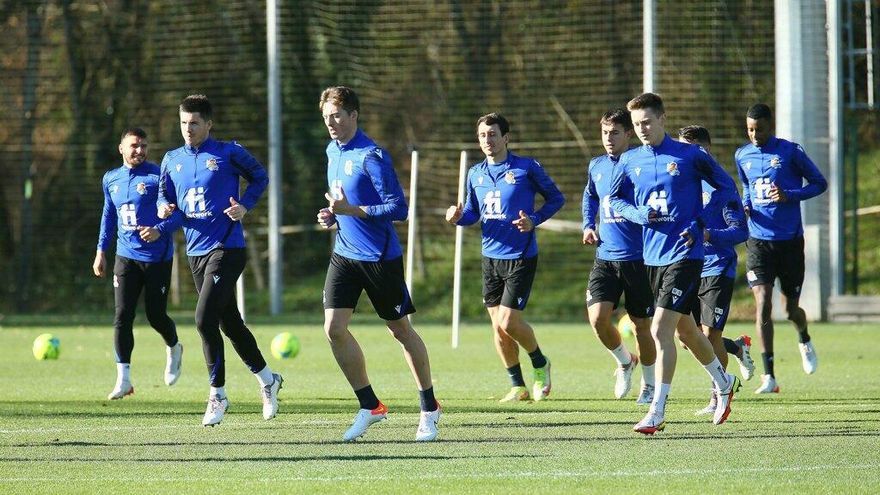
[666,162,680,176]
[769,156,781,169]
[344,160,354,176]
[702,191,711,206]
[205,158,219,172]
[175,163,182,173]
[504,171,516,185]
[136,182,147,195]
[634,167,642,177]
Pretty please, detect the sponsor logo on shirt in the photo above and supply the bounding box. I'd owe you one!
[344,160,354,176]
[206,158,219,172]
[666,162,680,176]
[136,182,147,195]
[504,171,516,185]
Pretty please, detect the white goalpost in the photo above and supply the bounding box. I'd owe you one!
[451,150,467,348]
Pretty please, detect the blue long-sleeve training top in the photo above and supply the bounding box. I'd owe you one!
[735,136,828,241]
[582,153,643,262]
[96,162,178,262]
[700,182,748,278]
[608,135,737,267]
[158,137,268,256]
[457,152,565,259]
[325,129,407,262]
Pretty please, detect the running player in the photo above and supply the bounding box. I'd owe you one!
[607,93,741,434]
[94,127,183,400]
[735,103,828,393]
[446,112,565,403]
[158,94,282,426]
[318,86,440,442]
[582,109,656,403]
[678,125,756,415]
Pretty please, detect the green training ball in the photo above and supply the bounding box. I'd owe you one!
[33,333,61,360]
[617,314,636,340]
[270,332,300,360]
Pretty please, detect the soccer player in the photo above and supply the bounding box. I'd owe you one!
[158,94,282,426]
[677,125,756,415]
[317,86,440,442]
[445,112,565,403]
[735,104,828,394]
[93,127,183,400]
[607,93,740,434]
[582,109,657,403]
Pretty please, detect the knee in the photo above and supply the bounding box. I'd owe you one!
[323,320,347,343]
[588,310,610,331]
[386,320,412,342]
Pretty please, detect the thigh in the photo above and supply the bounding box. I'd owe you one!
[362,256,416,321]
[500,256,537,310]
[619,260,655,318]
[698,276,734,330]
[323,253,363,311]
[113,255,144,310]
[776,236,805,301]
[482,257,504,307]
[745,237,777,288]
[587,259,624,309]
[198,249,246,312]
[142,259,173,309]
[654,260,701,314]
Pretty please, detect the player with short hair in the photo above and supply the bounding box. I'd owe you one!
[94,127,183,400]
[608,93,741,434]
[317,86,440,442]
[677,125,756,415]
[158,94,282,426]
[582,108,657,403]
[446,112,565,403]
[735,104,828,394]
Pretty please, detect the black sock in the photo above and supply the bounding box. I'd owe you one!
[798,329,811,344]
[507,364,526,387]
[528,347,547,369]
[419,387,438,412]
[723,337,740,356]
[762,352,775,378]
[354,385,380,410]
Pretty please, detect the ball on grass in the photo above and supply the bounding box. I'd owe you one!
[617,314,636,340]
[270,332,300,360]
[33,333,60,360]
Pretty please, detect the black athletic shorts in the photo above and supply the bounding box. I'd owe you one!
[482,256,538,310]
[323,253,415,321]
[691,275,735,331]
[745,236,805,301]
[586,259,654,318]
[646,259,702,313]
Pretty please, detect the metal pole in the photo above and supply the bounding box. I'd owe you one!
[405,150,419,295]
[267,0,283,315]
[827,0,845,296]
[452,151,467,349]
[643,0,656,93]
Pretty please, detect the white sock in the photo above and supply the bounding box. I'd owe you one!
[255,365,274,387]
[608,344,632,366]
[703,357,731,391]
[650,383,671,415]
[116,363,130,384]
[210,386,226,398]
[641,363,656,387]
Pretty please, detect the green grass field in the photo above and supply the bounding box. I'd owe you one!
[1,321,879,494]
